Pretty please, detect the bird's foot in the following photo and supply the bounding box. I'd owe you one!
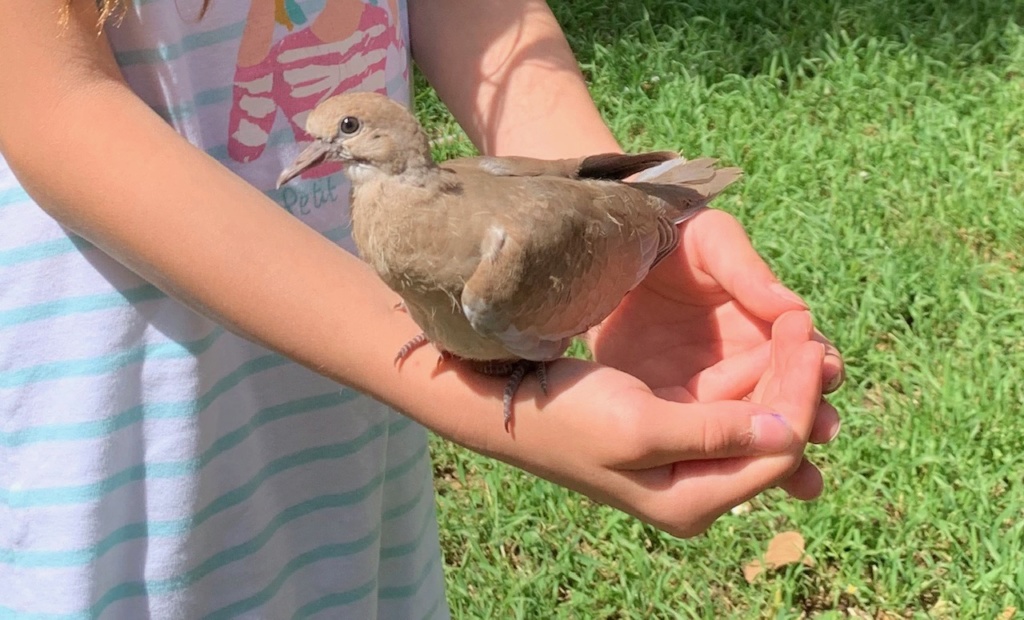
[471,359,548,432]
[394,333,451,368]
[394,333,429,367]
[535,361,549,396]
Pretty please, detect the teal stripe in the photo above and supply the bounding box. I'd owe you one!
[0,327,223,388]
[1,353,289,447]
[0,186,342,270]
[0,607,85,620]
[193,426,384,523]
[292,578,378,620]
[1,417,414,567]
[114,21,245,66]
[89,534,382,620]
[153,100,195,124]
[2,520,179,570]
[323,225,348,243]
[381,481,427,522]
[0,235,94,268]
[115,0,326,67]
[155,443,426,602]
[417,592,444,620]
[384,442,428,485]
[295,569,444,620]
[0,186,29,208]
[0,284,165,329]
[378,548,440,600]
[2,461,187,508]
[204,488,438,620]
[184,478,389,587]
[203,536,380,620]
[198,390,362,469]
[1,395,397,508]
[205,127,298,161]
[379,493,434,561]
[151,86,232,124]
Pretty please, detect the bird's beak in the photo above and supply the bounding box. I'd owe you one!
[276,140,332,189]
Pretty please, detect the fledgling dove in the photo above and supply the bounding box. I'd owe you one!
[278,92,740,430]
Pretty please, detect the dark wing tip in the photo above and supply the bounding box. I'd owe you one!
[577,151,679,180]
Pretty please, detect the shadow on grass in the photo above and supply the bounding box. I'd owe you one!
[551,0,1023,84]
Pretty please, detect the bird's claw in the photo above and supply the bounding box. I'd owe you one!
[394,333,429,367]
[535,362,549,396]
[394,333,452,370]
[502,363,531,432]
[472,359,549,432]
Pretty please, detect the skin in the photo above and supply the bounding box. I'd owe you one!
[0,0,843,539]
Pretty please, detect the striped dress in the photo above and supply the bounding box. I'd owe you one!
[0,0,448,617]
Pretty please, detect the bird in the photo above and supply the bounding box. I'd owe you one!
[277,91,741,431]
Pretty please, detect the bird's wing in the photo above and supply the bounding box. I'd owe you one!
[458,177,675,361]
[628,157,743,223]
[441,151,679,181]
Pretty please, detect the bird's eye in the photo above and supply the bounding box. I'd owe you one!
[339,116,361,135]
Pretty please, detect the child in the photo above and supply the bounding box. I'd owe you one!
[0,0,842,616]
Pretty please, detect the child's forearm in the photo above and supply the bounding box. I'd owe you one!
[23,91,497,426]
[410,0,622,158]
[1,2,514,452]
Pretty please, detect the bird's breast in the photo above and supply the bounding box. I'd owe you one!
[350,182,512,360]
[401,290,515,361]
[351,184,486,291]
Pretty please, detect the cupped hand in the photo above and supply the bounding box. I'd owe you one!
[585,208,843,496]
[413,210,844,537]
[480,310,825,538]
[590,208,843,399]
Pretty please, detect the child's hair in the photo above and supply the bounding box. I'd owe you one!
[61,0,211,27]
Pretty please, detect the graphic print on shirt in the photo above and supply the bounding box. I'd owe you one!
[227,0,407,181]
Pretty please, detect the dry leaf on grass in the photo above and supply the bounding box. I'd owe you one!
[998,607,1017,620]
[743,531,814,583]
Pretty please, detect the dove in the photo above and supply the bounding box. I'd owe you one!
[277,92,740,430]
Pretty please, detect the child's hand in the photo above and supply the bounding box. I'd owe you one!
[435,310,824,539]
[588,208,844,498]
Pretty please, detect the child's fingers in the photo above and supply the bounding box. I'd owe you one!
[681,340,771,402]
[808,399,841,445]
[776,457,824,500]
[684,210,809,321]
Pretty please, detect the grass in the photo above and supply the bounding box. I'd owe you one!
[413,0,1024,616]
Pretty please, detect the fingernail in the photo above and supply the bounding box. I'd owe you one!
[752,412,795,452]
[824,368,845,393]
[770,282,809,309]
[826,419,842,443]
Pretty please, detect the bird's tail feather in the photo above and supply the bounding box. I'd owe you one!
[629,157,742,224]
[631,157,742,195]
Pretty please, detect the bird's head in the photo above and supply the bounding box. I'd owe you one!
[276,92,434,189]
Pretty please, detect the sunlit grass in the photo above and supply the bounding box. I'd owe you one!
[416,1,1024,616]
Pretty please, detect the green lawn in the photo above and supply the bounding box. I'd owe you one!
[414,1,1024,616]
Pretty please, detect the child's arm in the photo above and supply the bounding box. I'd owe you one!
[410,0,621,157]
[0,0,825,536]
